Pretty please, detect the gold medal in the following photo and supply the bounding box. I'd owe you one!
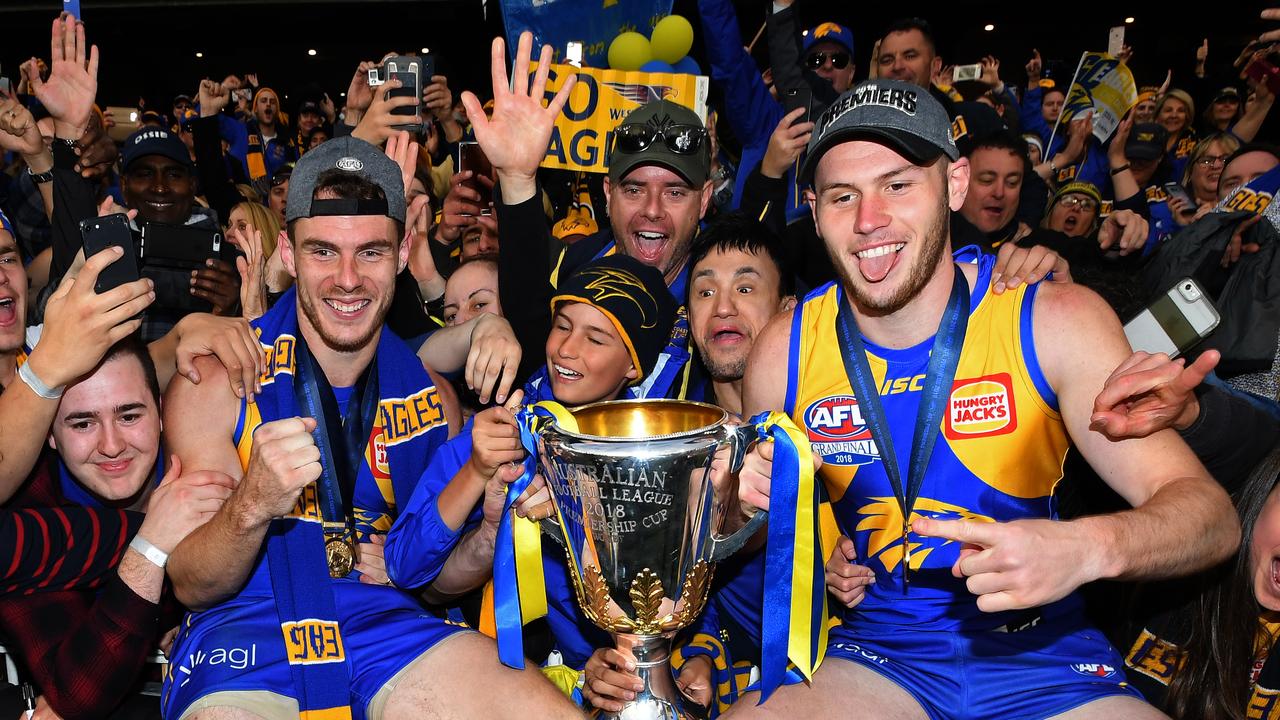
[325,536,356,578]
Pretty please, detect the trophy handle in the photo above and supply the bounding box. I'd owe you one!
[709,424,769,562]
[538,516,564,547]
[710,509,768,562]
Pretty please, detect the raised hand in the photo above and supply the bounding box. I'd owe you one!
[761,107,814,179]
[1097,209,1149,256]
[170,312,265,401]
[384,130,419,201]
[1025,49,1042,84]
[351,78,418,147]
[460,31,576,203]
[26,246,153,389]
[465,313,522,405]
[236,417,322,525]
[343,61,378,122]
[30,14,99,141]
[0,94,45,157]
[979,55,1003,91]
[230,225,268,321]
[190,258,242,316]
[198,77,233,117]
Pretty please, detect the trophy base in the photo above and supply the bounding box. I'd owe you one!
[593,634,700,720]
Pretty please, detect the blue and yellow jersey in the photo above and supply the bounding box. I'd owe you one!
[785,256,1071,631]
[230,330,450,597]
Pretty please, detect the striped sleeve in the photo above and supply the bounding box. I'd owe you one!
[0,507,143,595]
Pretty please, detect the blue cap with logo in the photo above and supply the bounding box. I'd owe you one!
[121,127,193,173]
[804,22,855,56]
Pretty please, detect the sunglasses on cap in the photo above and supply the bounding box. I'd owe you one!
[612,124,708,156]
[806,51,851,70]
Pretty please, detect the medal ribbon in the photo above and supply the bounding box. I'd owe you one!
[832,264,969,585]
[493,401,576,668]
[753,411,826,701]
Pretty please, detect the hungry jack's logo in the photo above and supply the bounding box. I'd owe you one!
[944,374,1017,440]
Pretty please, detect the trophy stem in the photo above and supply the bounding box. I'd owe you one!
[596,634,689,720]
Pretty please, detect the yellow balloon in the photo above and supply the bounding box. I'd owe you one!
[651,15,694,65]
[608,32,653,71]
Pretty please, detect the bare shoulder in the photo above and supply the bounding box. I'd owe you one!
[163,354,243,476]
[1030,280,1129,390]
[743,306,796,416]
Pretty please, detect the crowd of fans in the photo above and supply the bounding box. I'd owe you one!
[0,2,1279,719]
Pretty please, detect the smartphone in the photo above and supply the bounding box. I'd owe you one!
[104,105,141,143]
[458,141,494,215]
[139,222,230,312]
[1245,58,1280,97]
[1123,278,1220,358]
[954,64,983,83]
[784,87,814,124]
[566,41,584,68]
[384,56,423,132]
[80,214,140,294]
[1162,182,1196,214]
[1107,26,1126,58]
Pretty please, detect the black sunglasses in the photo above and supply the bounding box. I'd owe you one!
[806,51,851,70]
[613,124,708,155]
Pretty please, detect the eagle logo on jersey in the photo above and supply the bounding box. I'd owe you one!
[803,395,879,466]
[855,496,994,573]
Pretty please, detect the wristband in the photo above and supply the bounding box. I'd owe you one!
[26,166,53,184]
[129,535,169,568]
[18,361,64,399]
[1110,163,1131,176]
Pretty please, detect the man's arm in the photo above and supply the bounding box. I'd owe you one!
[695,0,785,147]
[0,506,142,594]
[737,308,795,514]
[161,355,262,610]
[1040,282,1239,578]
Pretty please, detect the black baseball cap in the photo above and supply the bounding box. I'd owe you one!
[285,136,405,223]
[551,254,676,383]
[1125,123,1168,162]
[801,79,959,184]
[608,100,711,187]
[121,128,193,172]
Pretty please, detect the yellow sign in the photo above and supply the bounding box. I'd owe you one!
[529,63,708,173]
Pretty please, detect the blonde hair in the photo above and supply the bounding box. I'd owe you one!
[228,201,282,258]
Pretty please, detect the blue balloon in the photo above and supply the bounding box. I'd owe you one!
[671,55,702,76]
[639,59,675,73]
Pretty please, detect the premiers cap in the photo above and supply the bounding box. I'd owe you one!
[1214,86,1242,103]
[1125,123,1169,162]
[801,78,959,184]
[803,22,855,56]
[551,254,676,383]
[608,99,711,187]
[121,127,194,172]
[285,136,405,223]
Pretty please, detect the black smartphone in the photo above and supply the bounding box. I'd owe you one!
[458,141,494,215]
[79,214,140,294]
[784,87,814,125]
[1162,182,1196,214]
[385,55,423,132]
[139,222,230,312]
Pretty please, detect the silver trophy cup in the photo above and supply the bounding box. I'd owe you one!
[533,399,766,720]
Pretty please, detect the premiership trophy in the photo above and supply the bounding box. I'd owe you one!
[533,399,766,720]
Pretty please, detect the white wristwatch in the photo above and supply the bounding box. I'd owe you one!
[129,536,169,568]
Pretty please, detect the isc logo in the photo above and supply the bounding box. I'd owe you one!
[804,396,867,440]
[1070,663,1117,678]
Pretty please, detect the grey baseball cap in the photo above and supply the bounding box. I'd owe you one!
[285,136,406,224]
[800,79,960,185]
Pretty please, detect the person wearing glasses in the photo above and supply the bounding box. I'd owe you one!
[695,0,854,225]
[1175,133,1243,224]
[473,33,714,401]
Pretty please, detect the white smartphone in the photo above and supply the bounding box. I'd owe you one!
[1108,26,1126,58]
[1123,278,1219,359]
[954,64,982,82]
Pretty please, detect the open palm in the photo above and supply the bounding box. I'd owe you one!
[461,32,575,183]
[31,15,99,137]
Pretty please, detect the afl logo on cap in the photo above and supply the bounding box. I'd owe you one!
[336,157,363,172]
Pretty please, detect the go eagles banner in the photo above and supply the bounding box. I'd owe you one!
[1061,52,1138,143]
[501,0,673,69]
[528,62,708,173]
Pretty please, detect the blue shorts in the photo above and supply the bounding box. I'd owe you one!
[162,582,469,720]
[825,617,1144,720]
